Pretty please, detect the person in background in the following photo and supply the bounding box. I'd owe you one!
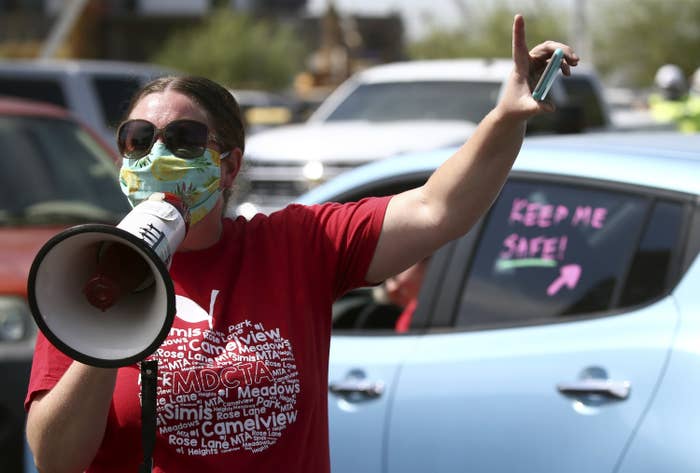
[683,67,700,132]
[24,14,578,473]
[649,63,699,132]
[384,256,430,333]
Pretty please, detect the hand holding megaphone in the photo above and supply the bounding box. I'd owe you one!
[82,193,190,312]
[27,193,190,367]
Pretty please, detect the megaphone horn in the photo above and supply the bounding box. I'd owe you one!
[27,193,190,368]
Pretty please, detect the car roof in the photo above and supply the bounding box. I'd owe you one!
[0,59,174,76]
[297,131,700,204]
[356,58,514,83]
[0,95,70,118]
[353,58,599,84]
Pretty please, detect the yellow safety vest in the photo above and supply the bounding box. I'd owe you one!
[649,94,700,133]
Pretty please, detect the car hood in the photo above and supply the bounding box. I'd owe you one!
[245,120,477,163]
[0,226,66,297]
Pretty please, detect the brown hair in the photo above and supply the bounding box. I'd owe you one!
[124,75,245,154]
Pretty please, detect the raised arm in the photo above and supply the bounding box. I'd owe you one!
[366,14,578,283]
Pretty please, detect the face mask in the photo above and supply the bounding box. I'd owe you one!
[119,140,227,225]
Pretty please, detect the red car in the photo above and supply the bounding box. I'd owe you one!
[0,96,128,472]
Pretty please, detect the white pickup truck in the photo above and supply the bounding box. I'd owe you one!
[238,59,612,217]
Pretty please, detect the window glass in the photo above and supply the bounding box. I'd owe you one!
[0,78,66,107]
[0,116,130,225]
[332,175,428,204]
[326,81,501,124]
[329,174,430,331]
[455,180,650,328]
[93,76,142,129]
[619,200,683,306]
[560,75,607,128]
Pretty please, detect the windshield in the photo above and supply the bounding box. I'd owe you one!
[325,81,502,123]
[0,115,130,225]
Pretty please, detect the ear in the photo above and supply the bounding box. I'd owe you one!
[220,147,243,189]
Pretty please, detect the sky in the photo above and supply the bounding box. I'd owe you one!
[305,0,577,41]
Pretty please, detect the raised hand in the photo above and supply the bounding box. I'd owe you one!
[497,14,579,120]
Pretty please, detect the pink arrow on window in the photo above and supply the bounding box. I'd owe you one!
[547,264,582,296]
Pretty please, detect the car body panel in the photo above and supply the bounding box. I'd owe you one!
[386,299,678,473]
[615,256,700,473]
[327,335,421,473]
[0,228,66,296]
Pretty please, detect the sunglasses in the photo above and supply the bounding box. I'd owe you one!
[117,119,220,160]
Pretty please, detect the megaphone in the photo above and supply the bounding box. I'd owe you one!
[27,193,189,368]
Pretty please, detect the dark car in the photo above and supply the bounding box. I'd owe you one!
[0,96,129,472]
[0,59,173,149]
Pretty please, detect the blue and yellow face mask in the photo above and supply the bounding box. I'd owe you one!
[119,141,228,225]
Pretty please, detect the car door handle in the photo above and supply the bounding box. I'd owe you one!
[328,379,385,398]
[557,379,631,400]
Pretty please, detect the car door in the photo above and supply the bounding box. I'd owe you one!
[327,244,454,473]
[327,333,420,473]
[328,243,457,473]
[385,176,690,473]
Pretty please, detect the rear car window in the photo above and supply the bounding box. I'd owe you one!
[325,81,501,124]
[0,78,67,107]
[619,200,683,306]
[454,179,683,328]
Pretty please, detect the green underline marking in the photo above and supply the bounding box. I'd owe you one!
[496,258,558,270]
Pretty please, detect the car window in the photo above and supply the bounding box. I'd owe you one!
[619,200,683,306]
[0,115,130,225]
[454,179,669,329]
[92,76,143,129]
[0,78,67,107]
[322,174,428,205]
[329,173,430,331]
[325,81,501,124]
[560,75,607,128]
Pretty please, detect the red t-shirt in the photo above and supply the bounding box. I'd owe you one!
[25,197,390,473]
[394,299,417,333]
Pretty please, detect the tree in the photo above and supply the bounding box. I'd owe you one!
[408,0,566,60]
[591,0,700,87]
[151,10,308,91]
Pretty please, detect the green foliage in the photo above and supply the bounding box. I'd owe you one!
[591,0,700,87]
[408,0,567,60]
[152,10,307,90]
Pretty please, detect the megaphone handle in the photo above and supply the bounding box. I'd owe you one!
[140,360,158,473]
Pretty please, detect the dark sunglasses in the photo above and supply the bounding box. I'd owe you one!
[117,119,220,160]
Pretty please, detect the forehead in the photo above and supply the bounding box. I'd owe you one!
[128,91,210,127]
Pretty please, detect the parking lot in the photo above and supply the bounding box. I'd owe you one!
[1,1,699,472]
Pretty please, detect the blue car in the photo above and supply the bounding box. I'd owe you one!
[297,131,700,473]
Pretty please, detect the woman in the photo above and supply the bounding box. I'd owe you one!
[25,15,577,473]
